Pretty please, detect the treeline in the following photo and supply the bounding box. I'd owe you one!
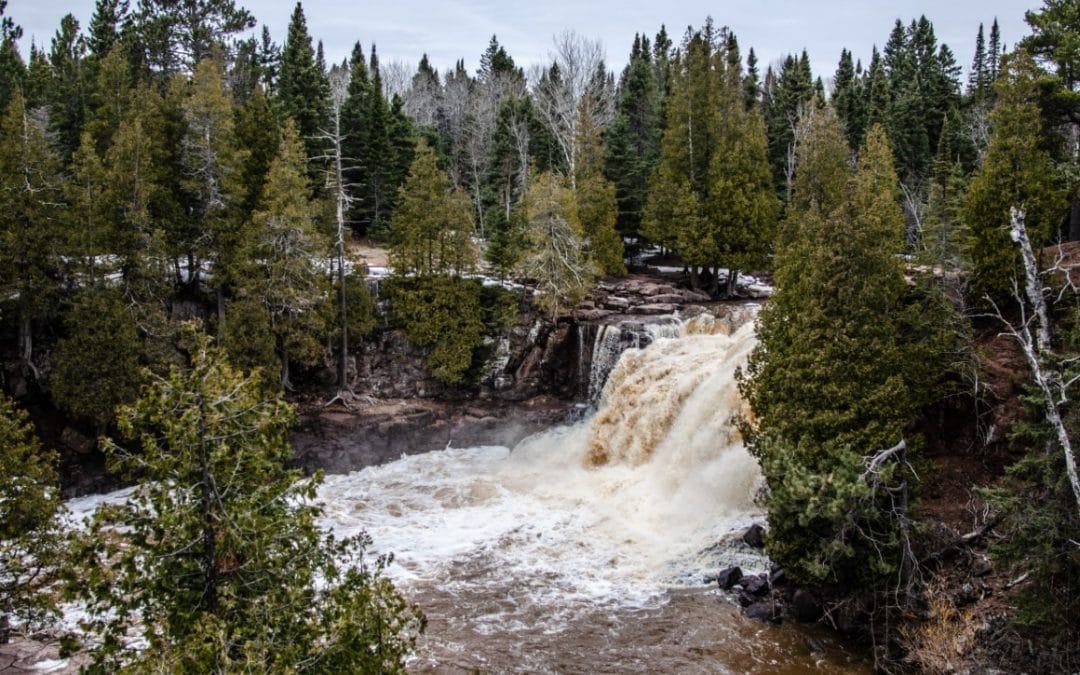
[2,0,1080,668]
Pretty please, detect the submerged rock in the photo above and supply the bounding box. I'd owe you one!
[745,601,782,624]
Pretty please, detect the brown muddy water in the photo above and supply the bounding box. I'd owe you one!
[316,309,871,673]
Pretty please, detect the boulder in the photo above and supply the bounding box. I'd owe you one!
[742,575,769,596]
[745,601,782,624]
[603,296,631,310]
[736,591,756,608]
[742,523,766,549]
[574,308,615,322]
[61,426,95,454]
[791,589,822,623]
[715,566,743,590]
[630,303,678,315]
[769,567,787,587]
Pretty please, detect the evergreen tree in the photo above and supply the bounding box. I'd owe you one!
[575,104,624,275]
[388,139,477,276]
[0,1,23,113]
[968,23,990,100]
[240,120,328,389]
[278,2,328,164]
[177,56,247,301]
[131,0,254,75]
[0,92,64,380]
[520,171,596,318]
[234,83,279,215]
[865,48,890,130]
[831,48,865,150]
[51,287,141,433]
[964,51,1065,303]
[87,0,128,60]
[605,34,660,239]
[47,14,90,163]
[72,328,424,672]
[0,395,62,639]
[988,18,1003,82]
[765,51,815,199]
[740,124,921,587]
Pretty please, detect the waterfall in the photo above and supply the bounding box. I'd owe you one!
[583,316,684,403]
[320,305,764,599]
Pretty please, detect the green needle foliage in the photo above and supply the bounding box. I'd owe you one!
[70,327,424,673]
[0,395,63,640]
[741,121,928,588]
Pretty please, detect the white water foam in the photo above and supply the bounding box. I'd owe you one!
[317,307,765,631]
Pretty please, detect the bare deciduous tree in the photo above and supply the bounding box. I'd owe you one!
[530,31,613,189]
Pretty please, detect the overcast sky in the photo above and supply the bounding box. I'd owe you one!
[13,1,1036,82]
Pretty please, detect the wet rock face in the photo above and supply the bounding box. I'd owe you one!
[291,397,573,474]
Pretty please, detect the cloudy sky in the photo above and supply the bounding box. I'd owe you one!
[14,1,1035,81]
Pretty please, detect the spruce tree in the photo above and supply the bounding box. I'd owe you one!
[968,23,989,100]
[278,2,328,165]
[0,1,23,113]
[605,34,659,238]
[46,14,90,163]
[72,328,424,672]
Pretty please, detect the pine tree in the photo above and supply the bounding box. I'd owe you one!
[0,395,63,639]
[87,0,128,60]
[964,50,1065,303]
[131,0,254,75]
[72,327,424,672]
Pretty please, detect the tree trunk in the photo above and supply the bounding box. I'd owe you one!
[18,317,35,379]
[726,268,739,299]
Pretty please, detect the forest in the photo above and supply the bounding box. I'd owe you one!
[1,0,1079,672]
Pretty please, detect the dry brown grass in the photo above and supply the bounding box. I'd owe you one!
[900,577,979,674]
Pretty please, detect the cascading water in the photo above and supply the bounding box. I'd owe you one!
[318,305,870,673]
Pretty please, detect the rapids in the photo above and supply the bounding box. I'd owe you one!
[317,306,871,673]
